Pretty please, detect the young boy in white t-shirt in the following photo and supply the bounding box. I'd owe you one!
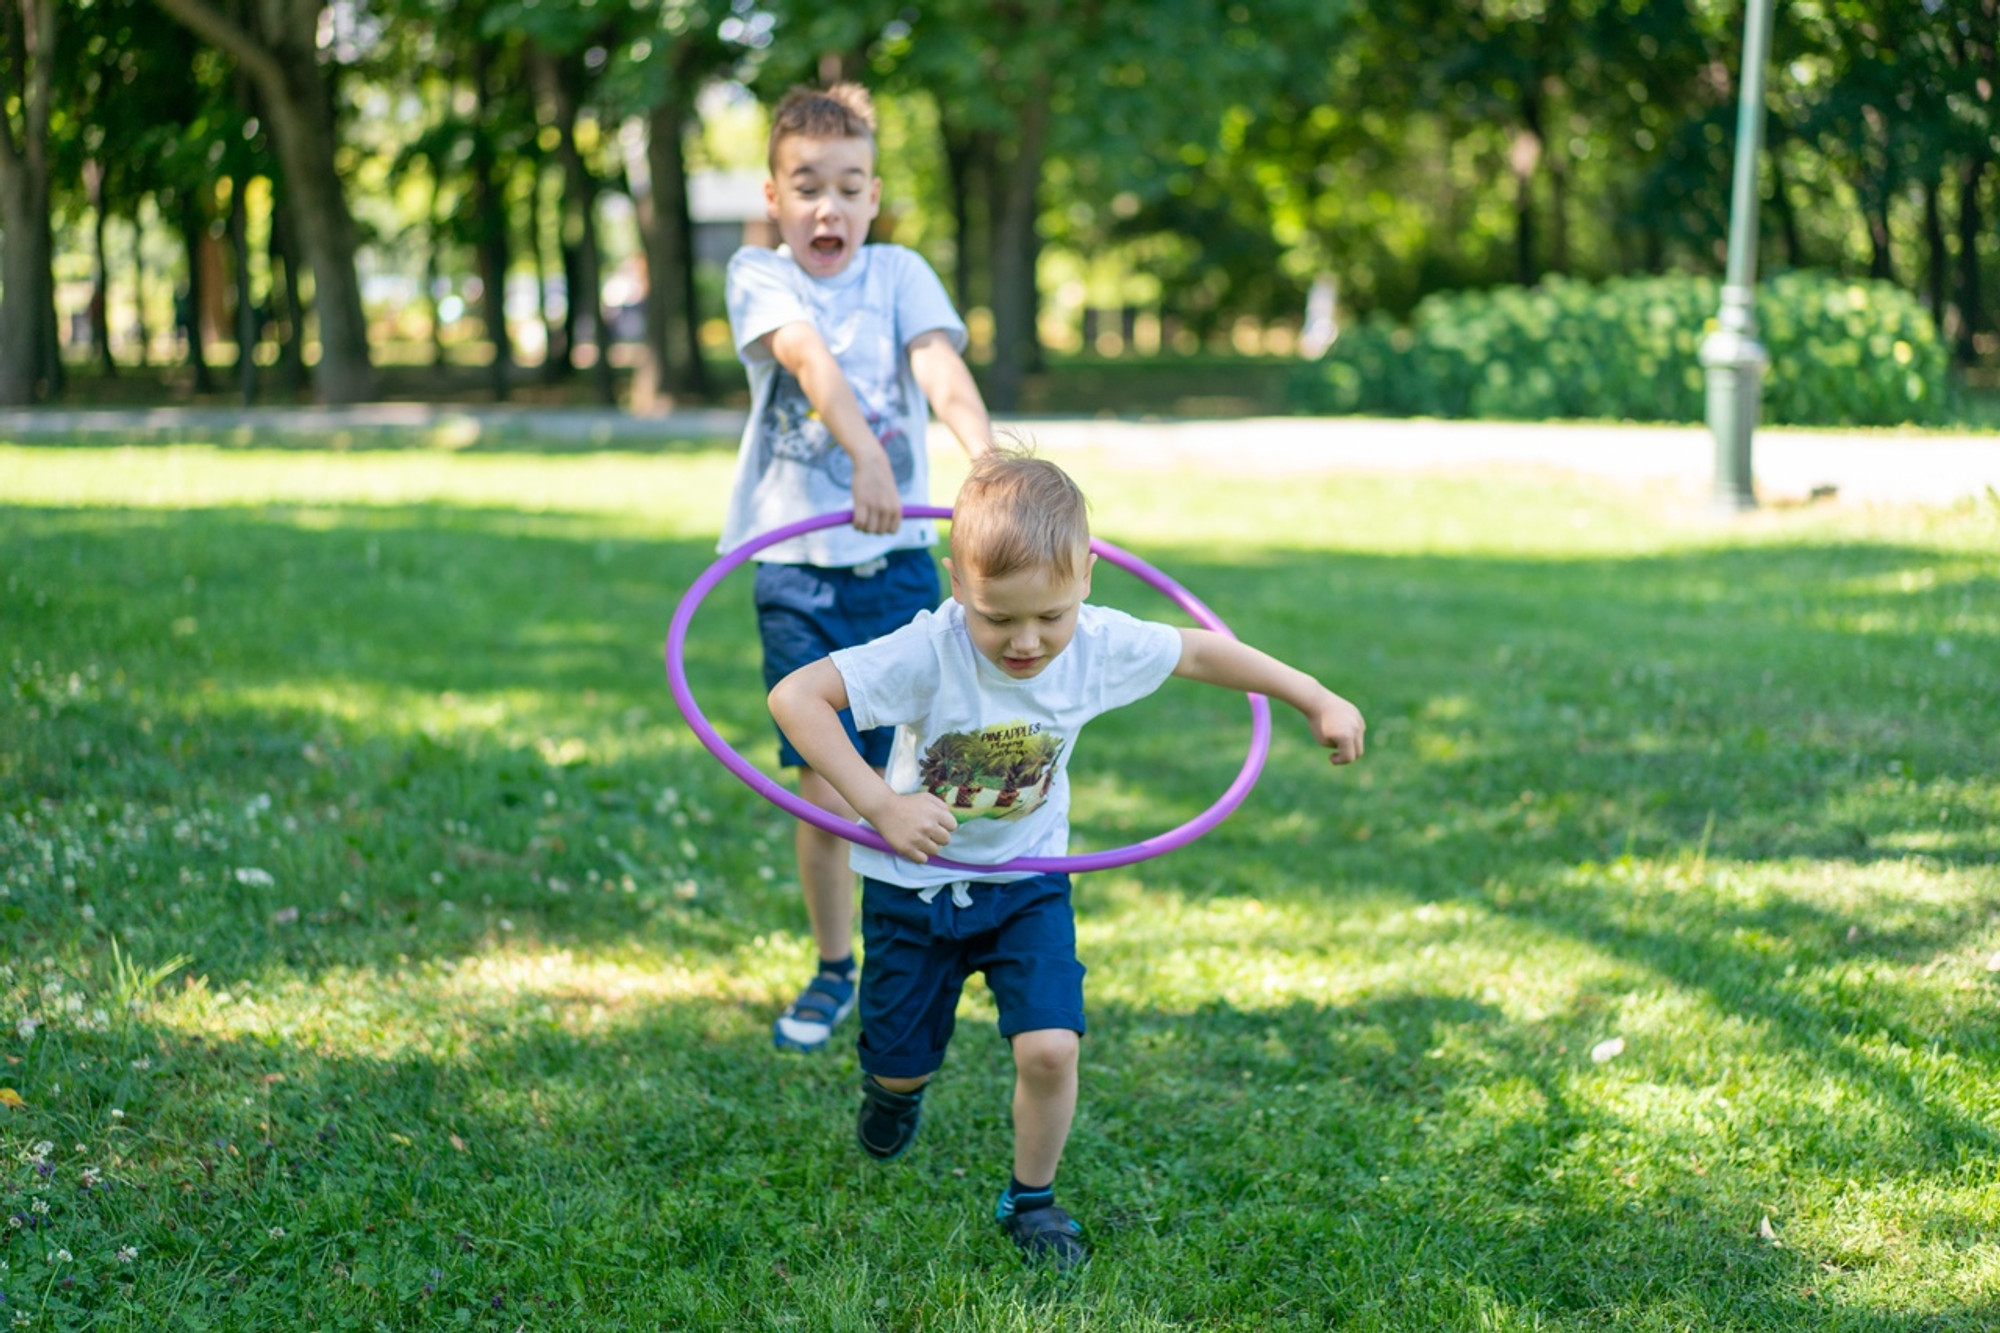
[721,83,993,1054]
[768,454,1367,1267]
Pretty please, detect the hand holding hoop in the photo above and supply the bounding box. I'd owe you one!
[663,505,1271,873]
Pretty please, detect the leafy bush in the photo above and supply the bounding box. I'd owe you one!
[1288,271,1951,426]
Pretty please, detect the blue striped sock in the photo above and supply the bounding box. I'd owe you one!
[996,1177,1056,1219]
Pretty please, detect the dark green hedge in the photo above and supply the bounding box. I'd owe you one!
[1287,272,1951,427]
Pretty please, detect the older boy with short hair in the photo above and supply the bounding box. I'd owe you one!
[768,454,1366,1267]
[722,83,994,1054]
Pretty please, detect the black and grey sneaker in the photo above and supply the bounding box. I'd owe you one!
[856,1075,925,1160]
[997,1202,1088,1270]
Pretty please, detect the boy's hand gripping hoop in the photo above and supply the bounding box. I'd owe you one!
[663,506,1271,873]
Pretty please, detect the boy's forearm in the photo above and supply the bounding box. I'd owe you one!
[767,322,901,530]
[1174,628,1367,763]
[909,334,993,458]
[768,669,897,820]
[784,336,888,465]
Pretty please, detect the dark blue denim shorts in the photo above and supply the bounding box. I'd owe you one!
[856,873,1086,1080]
[754,547,941,769]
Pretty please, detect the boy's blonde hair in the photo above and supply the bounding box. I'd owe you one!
[767,83,877,169]
[950,453,1092,582]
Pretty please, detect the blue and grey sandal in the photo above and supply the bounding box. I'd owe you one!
[771,971,856,1053]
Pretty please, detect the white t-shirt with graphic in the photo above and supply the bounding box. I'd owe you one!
[832,600,1185,889]
[720,243,967,569]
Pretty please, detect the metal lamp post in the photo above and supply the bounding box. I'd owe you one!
[1699,0,1777,513]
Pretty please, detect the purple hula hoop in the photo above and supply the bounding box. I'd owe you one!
[663,505,1272,873]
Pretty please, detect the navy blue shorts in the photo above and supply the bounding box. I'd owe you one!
[754,548,941,770]
[856,873,1086,1080]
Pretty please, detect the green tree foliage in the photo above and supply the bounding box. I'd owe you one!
[15,0,2000,407]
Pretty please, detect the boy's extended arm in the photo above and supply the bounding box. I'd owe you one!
[764,322,903,533]
[907,329,994,459]
[1172,628,1366,765]
[768,659,961,862]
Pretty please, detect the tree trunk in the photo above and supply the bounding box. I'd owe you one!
[0,0,60,405]
[987,85,1048,413]
[1957,152,1987,363]
[1511,85,1544,286]
[535,50,615,405]
[470,39,513,403]
[1863,186,1893,283]
[177,188,215,394]
[940,119,995,320]
[132,199,152,369]
[427,170,448,369]
[228,173,259,404]
[88,161,118,377]
[269,177,308,396]
[637,89,708,410]
[153,0,376,403]
[528,163,566,383]
[1923,171,1947,323]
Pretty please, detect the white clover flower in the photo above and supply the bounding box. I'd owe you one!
[234,868,275,888]
[14,1017,36,1041]
[116,1245,137,1263]
[80,1168,101,1188]
[29,1200,47,1216]
[111,1106,126,1117]
[54,1248,71,1262]
[267,1226,286,1239]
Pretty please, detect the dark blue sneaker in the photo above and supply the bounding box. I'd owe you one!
[856,1075,924,1160]
[772,972,856,1053]
[996,1192,1088,1269]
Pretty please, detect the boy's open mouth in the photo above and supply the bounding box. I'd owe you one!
[810,236,845,257]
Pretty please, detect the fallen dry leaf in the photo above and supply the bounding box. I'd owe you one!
[0,1087,25,1110]
[1590,1036,1626,1064]
[449,1133,468,1153]
[1758,1215,1781,1245]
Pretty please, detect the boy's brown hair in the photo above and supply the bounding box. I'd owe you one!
[767,83,877,169]
[950,452,1092,583]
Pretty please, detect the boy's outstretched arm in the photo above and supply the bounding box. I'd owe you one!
[907,329,994,459]
[768,660,961,862]
[1172,629,1366,765]
[764,322,903,533]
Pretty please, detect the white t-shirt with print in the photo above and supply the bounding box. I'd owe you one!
[720,243,967,569]
[832,600,1184,890]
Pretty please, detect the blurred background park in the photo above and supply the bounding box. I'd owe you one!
[2,0,1998,427]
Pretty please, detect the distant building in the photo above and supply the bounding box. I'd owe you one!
[690,169,774,265]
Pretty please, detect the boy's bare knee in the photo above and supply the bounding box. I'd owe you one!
[1011,1028,1079,1079]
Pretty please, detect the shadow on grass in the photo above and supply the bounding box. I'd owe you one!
[14,982,1990,1329]
[3,500,1997,1326]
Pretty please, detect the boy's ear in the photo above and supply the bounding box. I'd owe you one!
[763,177,780,220]
[1079,551,1096,599]
[943,557,961,601]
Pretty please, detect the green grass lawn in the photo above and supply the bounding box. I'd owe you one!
[1,437,1996,1331]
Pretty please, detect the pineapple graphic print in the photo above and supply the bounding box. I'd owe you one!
[917,721,1066,820]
